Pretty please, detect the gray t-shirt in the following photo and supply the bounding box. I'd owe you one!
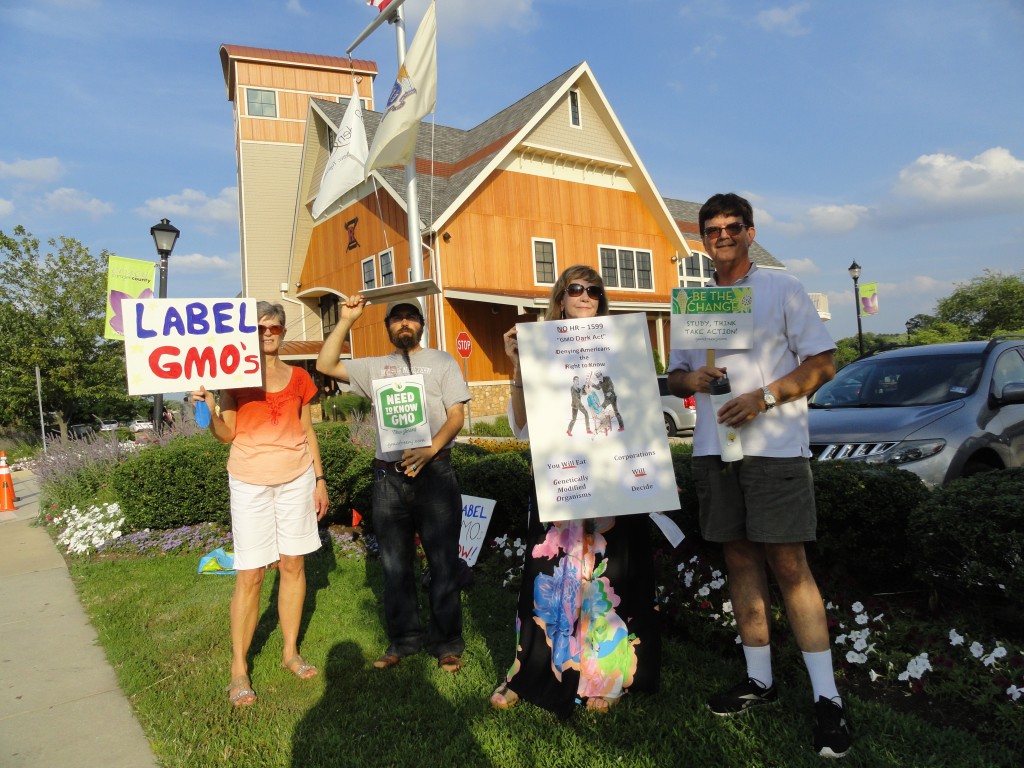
[345,348,471,461]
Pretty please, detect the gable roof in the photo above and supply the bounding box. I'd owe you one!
[299,61,787,270]
[307,62,688,255]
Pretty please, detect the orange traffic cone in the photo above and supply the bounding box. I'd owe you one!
[1,451,19,518]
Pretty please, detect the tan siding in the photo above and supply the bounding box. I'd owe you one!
[526,86,628,163]
[240,143,305,330]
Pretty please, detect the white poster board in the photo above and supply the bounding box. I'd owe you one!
[371,374,433,452]
[670,286,754,349]
[517,313,680,523]
[458,495,496,566]
[123,298,263,395]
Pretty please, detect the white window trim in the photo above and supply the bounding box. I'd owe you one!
[378,248,395,287]
[245,87,278,118]
[568,89,583,129]
[360,255,377,291]
[531,237,558,286]
[598,244,655,292]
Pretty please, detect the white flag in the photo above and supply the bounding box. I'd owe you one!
[312,85,369,220]
[365,0,437,172]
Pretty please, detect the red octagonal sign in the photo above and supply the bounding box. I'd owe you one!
[455,331,472,359]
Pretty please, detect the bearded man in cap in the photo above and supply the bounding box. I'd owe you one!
[317,294,470,673]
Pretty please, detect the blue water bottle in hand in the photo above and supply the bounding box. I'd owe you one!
[194,399,211,428]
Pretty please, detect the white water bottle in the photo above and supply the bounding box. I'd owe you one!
[709,374,744,462]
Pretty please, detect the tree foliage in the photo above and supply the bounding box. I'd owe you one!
[935,270,1024,340]
[0,226,137,436]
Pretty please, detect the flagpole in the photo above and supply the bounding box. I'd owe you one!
[348,0,425,286]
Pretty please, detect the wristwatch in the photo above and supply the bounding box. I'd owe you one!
[761,386,776,411]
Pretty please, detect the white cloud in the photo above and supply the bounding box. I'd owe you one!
[170,252,237,272]
[783,258,819,275]
[136,187,238,224]
[0,157,64,184]
[286,0,307,15]
[44,187,113,217]
[756,3,812,36]
[0,199,13,217]
[439,0,535,33]
[805,204,871,233]
[894,147,1024,210]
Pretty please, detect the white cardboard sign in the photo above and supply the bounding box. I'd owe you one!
[517,313,680,523]
[458,495,496,566]
[123,298,263,395]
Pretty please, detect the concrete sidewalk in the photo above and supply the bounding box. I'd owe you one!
[0,469,158,768]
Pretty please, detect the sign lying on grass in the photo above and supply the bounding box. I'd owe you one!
[122,298,263,395]
[458,495,496,567]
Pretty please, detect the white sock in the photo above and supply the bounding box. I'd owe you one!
[802,649,840,701]
[743,644,773,688]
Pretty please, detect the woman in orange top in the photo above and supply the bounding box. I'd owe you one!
[193,301,329,707]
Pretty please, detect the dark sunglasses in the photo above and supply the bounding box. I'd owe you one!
[258,324,284,335]
[565,283,603,299]
[703,222,748,239]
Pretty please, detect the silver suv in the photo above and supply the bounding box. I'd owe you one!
[808,338,1024,486]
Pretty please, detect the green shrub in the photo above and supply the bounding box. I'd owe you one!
[465,415,514,437]
[453,445,532,540]
[112,434,230,529]
[323,393,371,421]
[908,468,1024,605]
[811,461,931,590]
[314,423,374,525]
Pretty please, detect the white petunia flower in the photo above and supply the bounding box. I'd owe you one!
[851,601,864,613]
[846,651,867,664]
[948,629,964,646]
[970,641,985,658]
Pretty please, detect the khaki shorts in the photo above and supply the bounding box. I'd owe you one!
[691,455,817,544]
[228,465,321,570]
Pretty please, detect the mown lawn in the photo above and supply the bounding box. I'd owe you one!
[70,542,1017,768]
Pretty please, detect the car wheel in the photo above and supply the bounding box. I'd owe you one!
[962,459,999,478]
[664,414,676,438]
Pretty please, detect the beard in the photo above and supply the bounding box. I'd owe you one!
[389,325,423,350]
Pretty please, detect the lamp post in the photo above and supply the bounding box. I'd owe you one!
[150,219,180,432]
[905,319,913,344]
[848,260,864,357]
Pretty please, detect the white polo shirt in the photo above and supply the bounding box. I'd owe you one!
[668,265,836,458]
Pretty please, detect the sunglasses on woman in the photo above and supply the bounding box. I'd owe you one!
[565,283,603,299]
[258,324,284,335]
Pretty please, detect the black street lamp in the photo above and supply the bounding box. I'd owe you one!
[848,260,864,357]
[905,319,913,344]
[150,219,180,431]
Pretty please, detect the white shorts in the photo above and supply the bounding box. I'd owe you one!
[228,466,322,570]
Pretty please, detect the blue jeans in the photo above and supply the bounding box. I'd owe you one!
[372,459,464,658]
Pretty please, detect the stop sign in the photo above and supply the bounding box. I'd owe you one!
[455,331,472,359]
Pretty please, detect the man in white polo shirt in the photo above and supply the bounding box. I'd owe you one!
[668,193,851,758]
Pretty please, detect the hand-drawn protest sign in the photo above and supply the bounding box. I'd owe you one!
[123,298,263,395]
[458,495,496,566]
[517,313,679,523]
[670,286,754,349]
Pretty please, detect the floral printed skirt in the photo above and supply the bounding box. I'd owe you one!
[500,499,661,717]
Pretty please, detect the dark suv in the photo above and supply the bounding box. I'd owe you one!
[808,337,1024,486]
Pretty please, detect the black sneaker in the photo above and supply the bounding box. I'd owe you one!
[814,696,852,758]
[708,677,778,716]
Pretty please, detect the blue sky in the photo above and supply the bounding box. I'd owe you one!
[2,0,1023,343]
